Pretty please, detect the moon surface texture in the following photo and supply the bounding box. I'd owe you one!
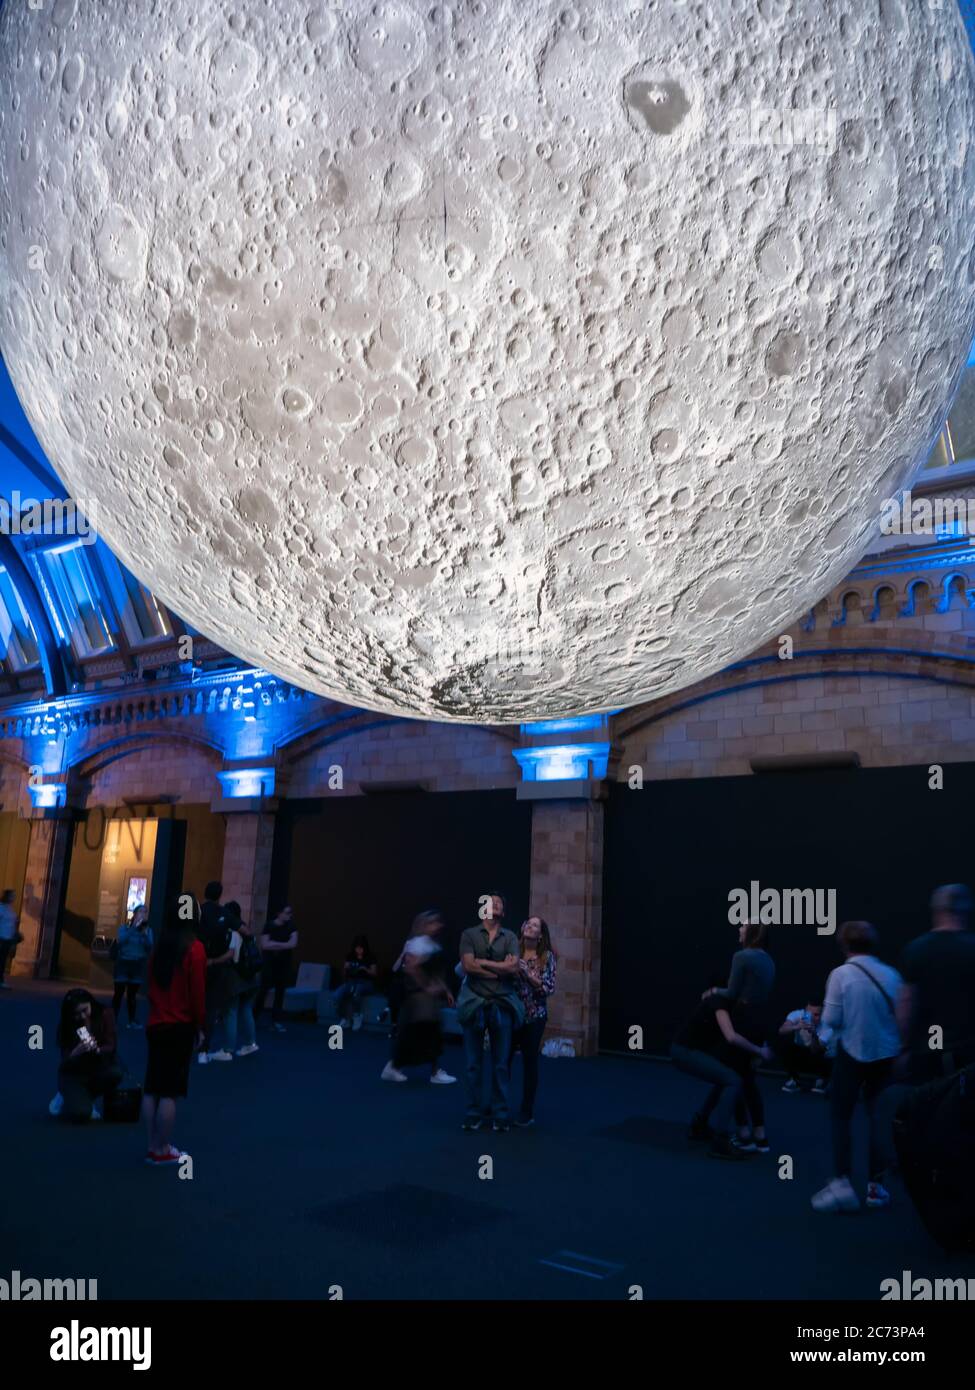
[2,1,975,724]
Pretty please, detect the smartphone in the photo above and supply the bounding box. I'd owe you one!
[77,1026,94,1048]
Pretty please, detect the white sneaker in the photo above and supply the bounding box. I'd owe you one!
[49,1092,64,1117]
[90,1103,103,1121]
[198,1051,209,1065]
[208,1050,233,1062]
[430,1069,457,1085]
[781,1079,800,1094]
[235,1044,259,1057]
[352,1014,363,1032]
[381,1062,408,1083]
[811,1176,860,1213]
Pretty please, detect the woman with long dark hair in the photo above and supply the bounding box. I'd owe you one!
[52,989,122,1122]
[513,916,557,1127]
[142,895,206,1166]
[333,934,379,1030]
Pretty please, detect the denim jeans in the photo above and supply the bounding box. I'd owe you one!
[462,1002,515,1121]
[223,989,257,1053]
[670,1043,742,1134]
[333,980,375,1018]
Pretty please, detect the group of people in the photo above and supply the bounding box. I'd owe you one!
[49,887,559,1161]
[375,894,558,1132]
[672,883,975,1213]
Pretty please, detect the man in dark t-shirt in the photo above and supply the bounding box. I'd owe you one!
[899,883,975,1082]
[457,892,521,1131]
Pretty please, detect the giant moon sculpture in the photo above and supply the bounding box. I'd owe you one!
[1,0,975,723]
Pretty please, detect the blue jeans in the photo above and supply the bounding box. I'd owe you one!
[223,989,257,1053]
[333,981,375,1018]
[670,1044,742,1134]
[462,1002,515,1121]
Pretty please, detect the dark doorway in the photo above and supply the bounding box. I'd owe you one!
[600,763,974,1056]
[268,790,532,976]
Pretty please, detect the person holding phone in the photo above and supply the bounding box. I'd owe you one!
[112,904,153,1028]
[334,935,379,1030]
[52,989,122,1122]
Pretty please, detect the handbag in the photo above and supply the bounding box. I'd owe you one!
[103,1084,142,1123]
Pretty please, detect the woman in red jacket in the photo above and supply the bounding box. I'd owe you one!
[143,897,206,1166]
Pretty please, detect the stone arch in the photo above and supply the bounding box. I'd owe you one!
[70,730,224,783]
[869,584,899,622]
[833,588,866,627]
[902,579,934,617]
[936,572,974,614]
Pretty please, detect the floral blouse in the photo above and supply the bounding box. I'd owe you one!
[517,952,557,1023]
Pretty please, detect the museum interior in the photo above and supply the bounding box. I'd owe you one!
[2,0,975,1317]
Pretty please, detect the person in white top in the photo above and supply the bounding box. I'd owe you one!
[811,921,903,1215]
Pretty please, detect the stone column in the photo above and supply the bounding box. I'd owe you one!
[219,810,276,928]
[17,812,75,978]
[212,765,278,929]
[527,798,604,1057]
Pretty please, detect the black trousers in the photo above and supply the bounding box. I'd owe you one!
[112,981,140,1022]
[58,1059,123,1122]
[778,1037,832,1085]
[254,969,287,1024]
[0,937,13,979]
[515,1018,546,1119]
[831,1045,894,1181]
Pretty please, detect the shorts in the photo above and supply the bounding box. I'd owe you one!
[144,1022,196,1099]
[114,959,146,985]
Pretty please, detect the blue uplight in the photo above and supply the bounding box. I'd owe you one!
[29,782,66,810]
[513,743,610,782]
[216,767,275,799]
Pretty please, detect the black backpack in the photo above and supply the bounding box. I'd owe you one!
[236,934,263,982]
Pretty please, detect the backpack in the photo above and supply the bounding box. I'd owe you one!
[236,934,262,982]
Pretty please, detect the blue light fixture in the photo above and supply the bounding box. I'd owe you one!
[513,743,610,782]
[216,767,275,799]
[29,782,66,810]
